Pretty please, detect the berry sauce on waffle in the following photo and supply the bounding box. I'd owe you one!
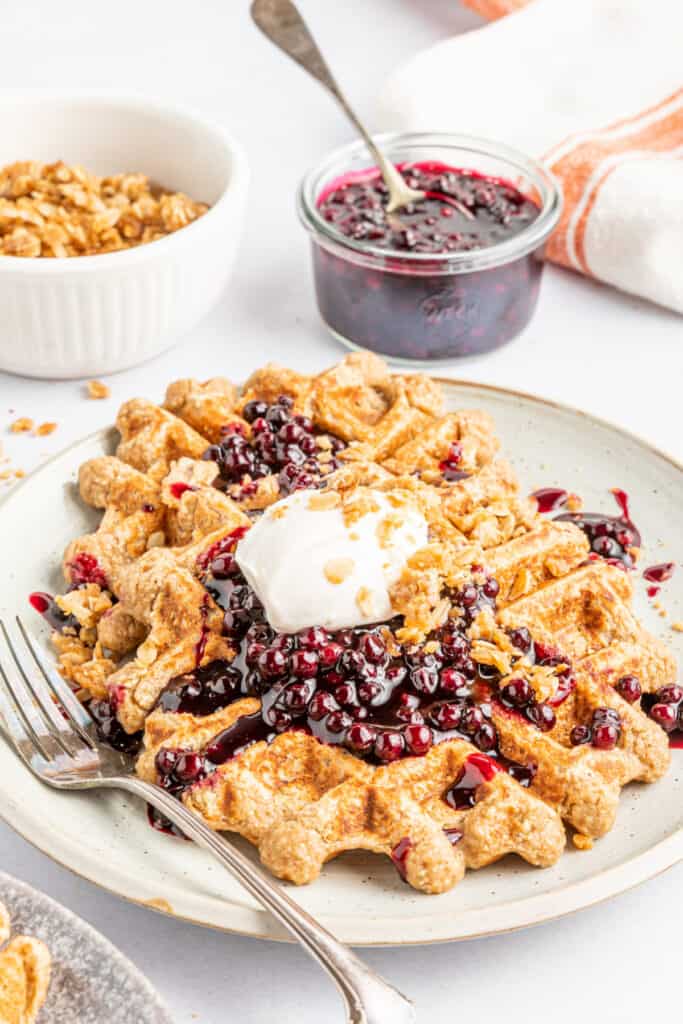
[144,527,636,807]
[203,395,346,502]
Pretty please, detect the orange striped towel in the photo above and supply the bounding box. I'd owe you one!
[379,0,683,313]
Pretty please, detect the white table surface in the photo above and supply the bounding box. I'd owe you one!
[1,2,681,1021]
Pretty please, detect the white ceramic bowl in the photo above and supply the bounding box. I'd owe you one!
[0,94,249,379]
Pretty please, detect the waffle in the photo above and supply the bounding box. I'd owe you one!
[0,902,51,1024]
[39,353,678,894]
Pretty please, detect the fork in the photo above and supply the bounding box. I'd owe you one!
[0,616,415,1024]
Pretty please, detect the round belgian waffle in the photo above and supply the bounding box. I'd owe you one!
[41,353,676,894]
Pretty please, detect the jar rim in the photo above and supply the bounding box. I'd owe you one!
[297,131,563,274]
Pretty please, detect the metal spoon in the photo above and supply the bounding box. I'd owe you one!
[250,0,425,214]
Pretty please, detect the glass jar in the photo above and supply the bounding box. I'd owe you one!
[297,132,562,365]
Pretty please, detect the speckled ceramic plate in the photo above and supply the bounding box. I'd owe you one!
[0,871,172,1023]
[0,380,681,946]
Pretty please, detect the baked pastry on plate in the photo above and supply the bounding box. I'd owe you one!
[0,899,50,1024]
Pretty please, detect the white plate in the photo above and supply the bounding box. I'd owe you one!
[0,870,171,1023]
[0,381,681,946]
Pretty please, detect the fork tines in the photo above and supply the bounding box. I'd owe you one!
[0,617,97,772]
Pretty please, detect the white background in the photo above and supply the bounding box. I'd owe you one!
[0,2,681,1021]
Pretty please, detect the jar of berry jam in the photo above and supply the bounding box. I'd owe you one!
[297,133,562,364]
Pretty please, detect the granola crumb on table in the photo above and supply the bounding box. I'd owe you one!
[35,421,57,437]
[87,380,111,400]
[9,417,33,433]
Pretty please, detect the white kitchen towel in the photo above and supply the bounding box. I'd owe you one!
[379,0,683,313]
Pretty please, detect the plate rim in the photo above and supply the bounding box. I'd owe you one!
[0,868,173,1020]
[0,376,681,946]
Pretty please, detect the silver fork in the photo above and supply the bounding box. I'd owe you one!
[0,616,415,1024]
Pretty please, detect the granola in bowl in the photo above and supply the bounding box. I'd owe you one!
[30,353,679,894]
[0,161,208,258]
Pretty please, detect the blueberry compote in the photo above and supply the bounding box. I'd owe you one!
[202,395,345,501]
[495,628,575,732]
[149,531,570,821]
[572,673,683,751]
[318,163,539,256]
[158,660,243,715]
[569,707,623,751]
[311,161,544,361]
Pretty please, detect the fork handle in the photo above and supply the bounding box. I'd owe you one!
[110,777,415,1024]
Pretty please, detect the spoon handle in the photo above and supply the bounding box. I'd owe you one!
[250,0,408,199]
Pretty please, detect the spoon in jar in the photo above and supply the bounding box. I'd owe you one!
[250,0,425,215]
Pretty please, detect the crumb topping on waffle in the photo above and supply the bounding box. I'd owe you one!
[31,353,679,893]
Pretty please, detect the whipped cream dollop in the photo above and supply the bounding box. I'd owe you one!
[235,488,429,634]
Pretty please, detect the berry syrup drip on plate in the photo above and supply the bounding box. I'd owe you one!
[147,805,188,839]
[202,395,346,501]
[531,488,569,514]
[643,562,675,585]
[643,561,675,599]
[317,162,540,256]
[553,488,641,569]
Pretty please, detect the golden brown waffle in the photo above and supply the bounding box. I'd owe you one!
[41,353,678,894]
[0,902,51,1024]
[137,708,565,892]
